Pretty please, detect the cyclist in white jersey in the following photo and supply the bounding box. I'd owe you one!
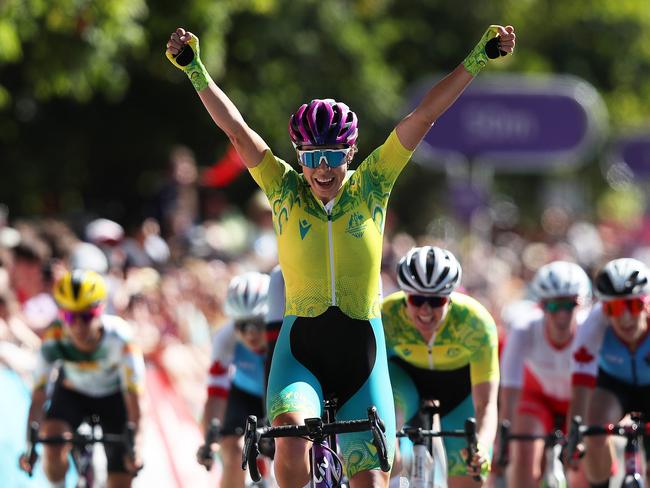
[19,269,145,488]
[198,271,270,487]
[569,258,650,488]
[500,261,591,487]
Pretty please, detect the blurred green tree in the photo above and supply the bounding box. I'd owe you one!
[1,0,649,229]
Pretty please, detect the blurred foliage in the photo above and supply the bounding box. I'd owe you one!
[1,0,650,231]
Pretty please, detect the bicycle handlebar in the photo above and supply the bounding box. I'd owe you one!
[22,421,137,477]
[464,417,482,483]
[242,406,390,482]
[496,419,565,468]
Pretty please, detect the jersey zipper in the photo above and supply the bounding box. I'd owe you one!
[631,350,638,385]
[428,334,436,370]
[326,210,336,306]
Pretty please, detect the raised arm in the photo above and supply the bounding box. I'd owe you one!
[395,25,516,150]
[166,28,269,168]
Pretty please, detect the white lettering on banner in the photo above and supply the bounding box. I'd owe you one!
[461,104,539,142]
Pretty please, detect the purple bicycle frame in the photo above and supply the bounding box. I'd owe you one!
[310,441,344,488]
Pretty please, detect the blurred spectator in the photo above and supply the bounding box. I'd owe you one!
[154,145,200,259]
[121,217,170,270]
[8,240,57,334]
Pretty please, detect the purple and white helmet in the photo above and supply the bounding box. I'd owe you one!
[288,98,358,147]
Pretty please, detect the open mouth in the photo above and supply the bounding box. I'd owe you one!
[313,175,335,189]
[417,314,435,325]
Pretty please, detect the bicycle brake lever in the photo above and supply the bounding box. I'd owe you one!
[464,417,482,482]
[367,406,390,472]
[242,415,262,482]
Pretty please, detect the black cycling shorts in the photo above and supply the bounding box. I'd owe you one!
[222,384,265,436]
[45,381,129,473]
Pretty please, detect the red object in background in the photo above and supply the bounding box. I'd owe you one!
[201,145,246,187]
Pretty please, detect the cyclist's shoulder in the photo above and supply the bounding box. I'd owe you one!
[355,130,411,172]
[448,292,495,326]
[381,292,409,325]
[381,290,406,312]
[100,314,136,344]
[41,319,65,342]
[210,321,237,350]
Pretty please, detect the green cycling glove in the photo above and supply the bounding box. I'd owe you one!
[462,25,508,77]
[166,33,212,92]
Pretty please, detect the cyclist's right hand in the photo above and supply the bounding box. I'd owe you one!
[18,453,34,476]
[196,443,218,470]
[165,28,201,71]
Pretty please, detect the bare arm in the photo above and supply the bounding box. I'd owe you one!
[473,380,499,449]
[166,28,269,168]
[499,386,520,425]
[26,387,47,437]
[395,25,516,150]
[567,385,592,430]
[201,396,227,436]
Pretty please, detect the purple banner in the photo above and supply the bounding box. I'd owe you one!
[612,135,650,177]
[410,74,608,172]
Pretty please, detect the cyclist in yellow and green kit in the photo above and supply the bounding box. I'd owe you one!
[384,246,499,487]
[166,24,515,487]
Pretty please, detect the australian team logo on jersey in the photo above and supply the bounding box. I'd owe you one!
[345,212,366,238]
[299,219,312,240]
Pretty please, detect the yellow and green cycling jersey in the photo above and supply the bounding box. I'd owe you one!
[250,130,413,320]
[382,291,499,385]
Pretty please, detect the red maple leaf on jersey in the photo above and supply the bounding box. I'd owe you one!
[573,346,595,363]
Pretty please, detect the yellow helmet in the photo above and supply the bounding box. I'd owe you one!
[53,269,107,312]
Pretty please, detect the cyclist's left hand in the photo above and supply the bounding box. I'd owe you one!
[461,444,490,479]
[496,25,516,55]
[124,449,143,475]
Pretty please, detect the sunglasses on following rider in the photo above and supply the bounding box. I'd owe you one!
[60,306,103,324]
[297,148,351,169]
[235,320,265,334]
[542,299,579,313]
[407,295,449,308]
[603,297,647,317]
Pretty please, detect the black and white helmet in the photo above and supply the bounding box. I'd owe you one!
[397,246,462,296]
[594,258,650,300]
[225,272,270,320]
[530,261,591,301]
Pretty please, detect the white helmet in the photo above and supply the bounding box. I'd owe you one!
[225,272,270,320]
[530,261,591,301]
[594,258,650,300]
[397,246,462,296]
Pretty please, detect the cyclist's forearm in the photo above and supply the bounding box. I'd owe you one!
[498,386,520,423]
[567,385,591,430]
[196,85,268,168]
[201,396,226,435]
[476,402,498,448]
[26,388,46,438]
[395,65,473,150]
[124,391,142,431]
[472,380,499,447]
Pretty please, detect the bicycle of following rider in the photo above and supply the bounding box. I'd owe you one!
[242,399,390,488]
[22,415,137,488]
[496,419,567,488]
[396,399,482,488]
[565,413,650,488]
[198,417,276,486]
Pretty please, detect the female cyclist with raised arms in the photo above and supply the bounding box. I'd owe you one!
[500,261,591,487]
[383,246,499,487]
[166,24,515,488]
